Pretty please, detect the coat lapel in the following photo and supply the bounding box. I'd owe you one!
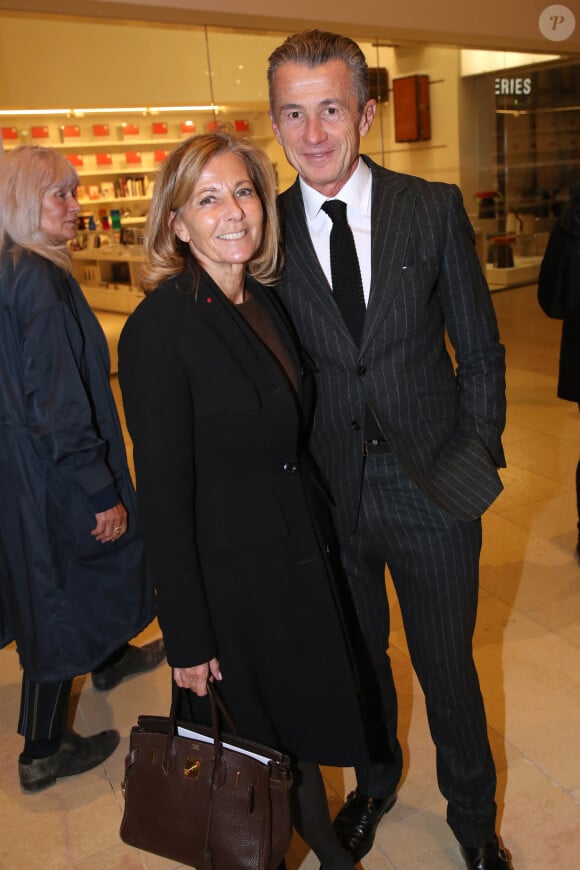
[185,266,304,402]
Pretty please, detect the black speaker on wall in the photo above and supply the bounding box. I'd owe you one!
[368,67,389,103]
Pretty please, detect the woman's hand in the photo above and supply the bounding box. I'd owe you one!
[173,658,222,696]
[91,502,127,543]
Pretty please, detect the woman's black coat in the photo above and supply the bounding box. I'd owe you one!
[538,205,580,402]
[118,265,373,765]
[0,250,155,682]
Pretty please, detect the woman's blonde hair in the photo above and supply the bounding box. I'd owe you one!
[141,130,281,292]
[0,145,79,271]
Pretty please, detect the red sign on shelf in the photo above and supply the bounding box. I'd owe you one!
[181,120,196,134]
[123,123,140,136]
[96,152,113,166]
[125,151,142,164]
[66,154,84,167]
[154,150,168,163]
[31,126,49,139]
[1,126,18,140]
[92,123,110,137]
[61,124,81,138]
[152,121,168,135]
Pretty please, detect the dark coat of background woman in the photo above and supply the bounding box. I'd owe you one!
[538,201,580,548]
[538,202,580,402]
[0,250,154,680]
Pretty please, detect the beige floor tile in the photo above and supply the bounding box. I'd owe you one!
[476,612,580,790]
[497,480,576,532]
[481,511,536,566]
[480,533,579,612]
[526,584,580,648]
[492,464,563,515]
[0,772,125,870]
[500,418,545,446]
[72,841,147,869]
[497,756,580,868]
[369,798,466,869]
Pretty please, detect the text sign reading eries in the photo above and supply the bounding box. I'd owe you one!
[494,77,532,96]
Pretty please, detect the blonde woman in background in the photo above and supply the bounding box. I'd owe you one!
[0,146,164,794]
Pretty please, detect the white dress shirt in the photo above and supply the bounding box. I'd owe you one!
[299,157,373,304]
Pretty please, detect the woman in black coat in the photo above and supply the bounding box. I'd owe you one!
[118,132,380,869]
[0,146,163,794]
[538,202,580,551]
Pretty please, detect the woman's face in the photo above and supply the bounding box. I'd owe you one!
[173,151,264,281]
[40,181,81,243]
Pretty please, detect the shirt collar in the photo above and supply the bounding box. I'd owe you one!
[299,157,372,223]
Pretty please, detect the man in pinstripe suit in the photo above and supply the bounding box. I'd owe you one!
[268,31,513,870]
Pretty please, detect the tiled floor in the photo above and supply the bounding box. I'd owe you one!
[1,282,579,869]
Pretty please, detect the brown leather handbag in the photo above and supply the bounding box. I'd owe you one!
[120,683,294,869]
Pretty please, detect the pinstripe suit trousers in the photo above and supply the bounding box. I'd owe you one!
[341,451,497,846]
[18,676,72,741]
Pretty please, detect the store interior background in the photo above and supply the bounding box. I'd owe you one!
[1,3,579,318]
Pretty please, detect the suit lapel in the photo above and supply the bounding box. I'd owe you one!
[361,160,416,352]
[281,166,417,354]
[281,180,355,346]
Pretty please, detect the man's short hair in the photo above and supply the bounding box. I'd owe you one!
[268,29,370,112]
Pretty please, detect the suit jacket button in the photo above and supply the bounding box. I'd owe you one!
[351,419,361,430]
[283,461,298,474]
[356,365,367,376]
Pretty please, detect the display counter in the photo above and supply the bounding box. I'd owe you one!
[72,245,145,314]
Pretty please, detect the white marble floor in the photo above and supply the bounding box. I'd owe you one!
[0,282,578,869]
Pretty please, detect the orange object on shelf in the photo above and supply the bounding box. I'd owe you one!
[61,124,81,138]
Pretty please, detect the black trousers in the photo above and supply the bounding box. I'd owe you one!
[340,452,497,847]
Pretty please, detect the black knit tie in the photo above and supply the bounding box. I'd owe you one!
[321,199,366,345]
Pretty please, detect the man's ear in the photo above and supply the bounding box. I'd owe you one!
[359,99,377,138]
[269,111,283,146]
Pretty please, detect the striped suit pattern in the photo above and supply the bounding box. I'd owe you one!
[276,156,507,846]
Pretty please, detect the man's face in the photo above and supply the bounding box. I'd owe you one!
[270,59,376,198]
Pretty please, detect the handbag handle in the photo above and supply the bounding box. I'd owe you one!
[162,682,237,775]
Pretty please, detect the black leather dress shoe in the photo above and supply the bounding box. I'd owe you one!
[18,729,120,793]
[92,638,165,691]
[461,835,514,869]
[333,788,397,862]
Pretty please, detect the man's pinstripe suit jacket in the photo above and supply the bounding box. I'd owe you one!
[277,155,507,537]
